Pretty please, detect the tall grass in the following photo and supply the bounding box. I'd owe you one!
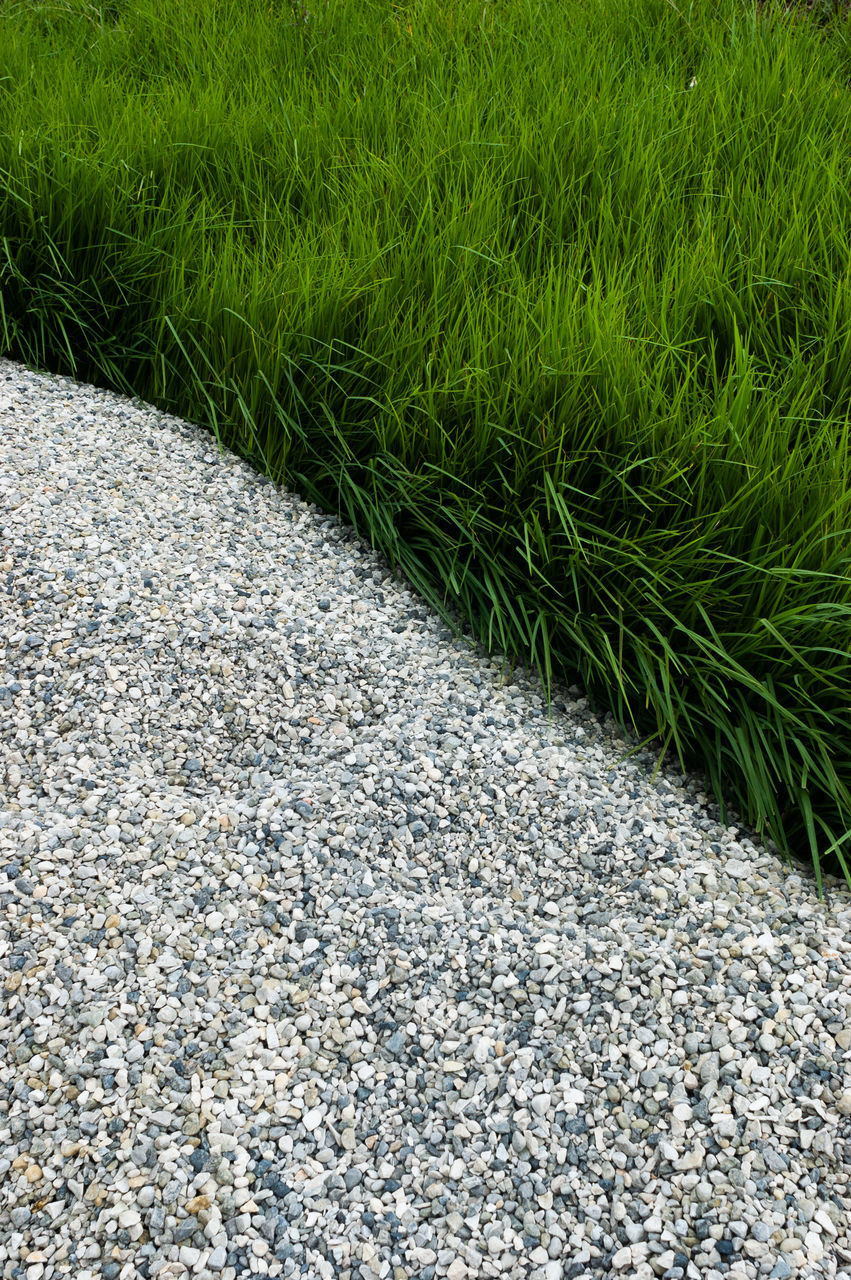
[2,0,851,891]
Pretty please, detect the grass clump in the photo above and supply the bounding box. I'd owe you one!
[2,0,851,891]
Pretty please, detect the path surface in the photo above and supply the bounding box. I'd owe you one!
[1,357,850,1280]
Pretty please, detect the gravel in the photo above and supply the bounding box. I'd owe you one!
[2,356,851,1280]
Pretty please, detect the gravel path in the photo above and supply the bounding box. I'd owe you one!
[2,356,850,1280]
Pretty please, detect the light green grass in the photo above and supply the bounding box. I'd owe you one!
[2,0,851,891]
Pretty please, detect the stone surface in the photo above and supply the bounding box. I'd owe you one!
[1,358,850,1280]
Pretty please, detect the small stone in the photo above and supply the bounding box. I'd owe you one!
[302,1106,323,1131]
[713,1114,737,1139]
[675,1144,705,1170]
[340,1126,356,1151]
[804,1231,823,1261]
[763,1147,789,1174]
[835,1090,851,1117]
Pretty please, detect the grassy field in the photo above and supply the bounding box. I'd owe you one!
[2,0,851,891]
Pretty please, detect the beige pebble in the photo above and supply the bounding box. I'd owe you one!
[25,1165,43,1183]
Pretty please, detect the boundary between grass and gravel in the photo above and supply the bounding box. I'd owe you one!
[2,0,851,891]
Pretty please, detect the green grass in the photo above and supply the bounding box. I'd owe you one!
[3,0,851,892]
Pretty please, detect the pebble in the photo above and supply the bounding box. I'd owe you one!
[1,359,850,1280]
